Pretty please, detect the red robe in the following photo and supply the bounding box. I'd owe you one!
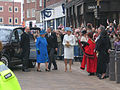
[80,39,97,73]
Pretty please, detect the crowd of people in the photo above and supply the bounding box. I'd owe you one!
[21,23,120,80]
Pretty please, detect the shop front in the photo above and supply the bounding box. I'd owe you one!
[37,3,66,30]
[66,0,120,28]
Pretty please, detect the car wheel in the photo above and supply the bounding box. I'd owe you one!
[1,55,9,67]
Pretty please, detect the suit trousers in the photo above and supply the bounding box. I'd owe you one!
[22,49,30,70]
[48,48,57,70]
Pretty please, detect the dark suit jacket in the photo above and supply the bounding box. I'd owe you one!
[45,32,58,49]
[20,32,30,50]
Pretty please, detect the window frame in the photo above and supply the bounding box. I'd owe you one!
[0,17,3,24]
[15,18,18,24]
[32,8,35,17]
[27,9,30,18]
[39,0,42,7]
[27,0,31,3]
[8,17,13,24]
[0,6,3,12]
[31,0,35,2]
[8,6,12,12]
[14,7,18,12]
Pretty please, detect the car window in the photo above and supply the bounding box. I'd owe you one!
[17,29,23,41]
[0,28,12,42]
[11,30,19,42]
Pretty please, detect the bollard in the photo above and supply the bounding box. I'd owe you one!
[109,50,115,81]
[115,51,120,83]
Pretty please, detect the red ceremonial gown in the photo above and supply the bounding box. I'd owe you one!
[80,39,97,73]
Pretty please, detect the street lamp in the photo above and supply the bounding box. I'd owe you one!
[43,0,46,29]
[96,0,101,27]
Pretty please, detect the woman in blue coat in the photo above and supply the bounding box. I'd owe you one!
[36,30,49,72]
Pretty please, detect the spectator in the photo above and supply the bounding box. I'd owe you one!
[74,29,81,61]
[96,29,111,79]
[114,37,120,51]
[81,30,88,42]
[58,24,64,30]
[56,30,63,60]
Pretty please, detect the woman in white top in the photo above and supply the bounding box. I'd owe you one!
[80,30,88,42]
[63,27,75,72]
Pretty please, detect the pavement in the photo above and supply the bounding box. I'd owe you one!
[13,60,120,90]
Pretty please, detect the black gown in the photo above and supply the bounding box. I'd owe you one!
[96,32,111,74]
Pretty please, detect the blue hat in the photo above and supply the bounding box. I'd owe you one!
[64,27,72,32]
[40,30,46,35]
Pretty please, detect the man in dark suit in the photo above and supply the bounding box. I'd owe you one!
[45,27,58,71]
[20,27,30,72]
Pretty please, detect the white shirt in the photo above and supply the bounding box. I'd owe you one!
[81,36,88,42]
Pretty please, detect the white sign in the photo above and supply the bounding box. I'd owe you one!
[88,6,96,10]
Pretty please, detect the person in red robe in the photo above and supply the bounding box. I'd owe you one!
[80,32,97,76]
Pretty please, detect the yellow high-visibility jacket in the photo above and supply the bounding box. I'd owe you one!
[0,62,21,90]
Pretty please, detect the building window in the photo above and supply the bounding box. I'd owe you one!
[56,17,65,28]
[15,18,18,24]
[9,6,12,12]
[9,17,12,24]
[32,8,35,17]
[15,7,18,12]
[27,9,30,18]
[0,17,3,23]
[0,6,3,12]
[27,0,31,3]
[39,0,42,7]
[31,0,35,2]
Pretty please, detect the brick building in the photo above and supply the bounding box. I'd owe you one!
[24,0,66,30]
[0,0,21,26]
[23,0,36,27]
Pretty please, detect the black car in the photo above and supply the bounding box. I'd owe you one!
[0,26,40,68]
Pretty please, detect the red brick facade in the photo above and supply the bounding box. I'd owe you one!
[0,1,21,26]
[36,0,65,10]
[23,0,36,21]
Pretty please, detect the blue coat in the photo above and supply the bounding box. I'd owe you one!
[36,36,49,63]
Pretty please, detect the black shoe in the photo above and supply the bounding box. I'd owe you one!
[97,74,101,77]
[37,69,42,72]
[52,68,57,70]
[22,69,30,72]
[88,73,95,76]
[45,69,50,72]
[99,76,105,79]
[104,75,109,78]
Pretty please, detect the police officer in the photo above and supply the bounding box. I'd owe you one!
[20,27,30,72]
[0,62,21,90]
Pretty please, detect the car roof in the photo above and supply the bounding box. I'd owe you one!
[0,26,41,31]
[0,26,19,30]
[14,27,41,31]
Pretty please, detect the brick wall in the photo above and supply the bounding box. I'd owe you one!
[0,1,21,25]
[23,0,36,21]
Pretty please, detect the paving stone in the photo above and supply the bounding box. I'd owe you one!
[13,61,120,90]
